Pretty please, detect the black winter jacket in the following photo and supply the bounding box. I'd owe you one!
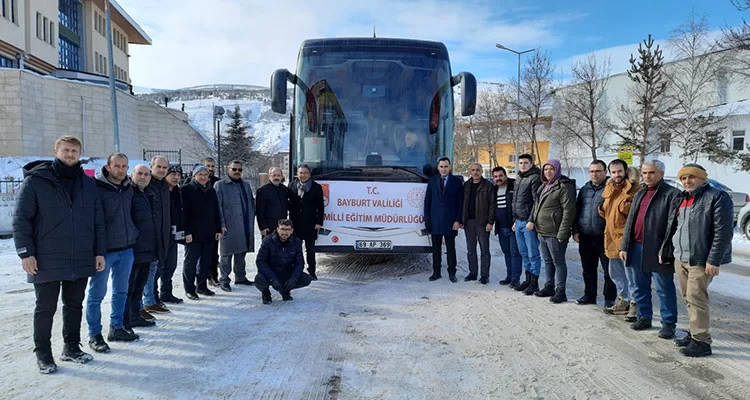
[169,185,184,241]
[255,233,304,283]
[512,165,542,221]
[289,179,325,240]
[13,160,106,284]
[181,180,221,242]
[146,177,171,259]
[256,182,292,232]
[661,184,733,267]
[575,179,607,236]
[95,168,138,252]
[131,186,161,264]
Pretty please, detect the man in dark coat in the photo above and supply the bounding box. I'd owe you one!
[202,157,222,287]
[573,160,616,306]
[423,157,463,282]
[181,166,223,300]
[142,156,171,316]
[461,163,495,284]
[215,160,256,292]
[159,164,185,304]
[13,136,106,373]
[254,219,313,304]
[620,160,680,336]
[491,166,522,288]
[662,164,733,357]
[86,153,139,352]
[289,164,325,280]
[256,167,292,236]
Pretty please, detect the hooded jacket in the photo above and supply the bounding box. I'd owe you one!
[181,179,222,242]
[598,178,639,258]
[512,165,542,221]
[13,160,106,283]
[530,160,577,241]
[95,166,138,252]
[131,185,161,264]
[146,176,171,259]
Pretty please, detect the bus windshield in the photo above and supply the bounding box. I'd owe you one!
[292,45,454,179]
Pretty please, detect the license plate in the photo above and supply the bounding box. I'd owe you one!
[355,240,392,250]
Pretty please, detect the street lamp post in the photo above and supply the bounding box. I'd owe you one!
[213,105,225,177]
[496,44,535,174]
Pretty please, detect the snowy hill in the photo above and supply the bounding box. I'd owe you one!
[137,85,291,153]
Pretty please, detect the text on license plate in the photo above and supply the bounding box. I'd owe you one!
[355,240,392,250]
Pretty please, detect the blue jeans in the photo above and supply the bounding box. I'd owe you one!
[514,220,541,276]
[497,227,522,284]
[86,248,134,335]
[142,260,158,307]
[630,242,678,326]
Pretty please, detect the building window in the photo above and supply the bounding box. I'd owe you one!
[10,0,15,23]
[717,69,728,104]
[49,22,55,46]
[58,37,80,70]
[43,17,48,41]
[733,130,746,152]
[0,54,17,68]
[659,132,671,153]
[58,0,80,35]
[1,0,6,19]
[36,12,42,39]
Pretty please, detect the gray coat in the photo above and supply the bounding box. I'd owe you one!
[215,176,256,256]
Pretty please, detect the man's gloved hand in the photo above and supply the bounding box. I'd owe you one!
[271,279,284,292]
[284,278,298,292]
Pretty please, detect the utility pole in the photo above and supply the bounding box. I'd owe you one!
[105,0,119,152]
[496,44,535,174]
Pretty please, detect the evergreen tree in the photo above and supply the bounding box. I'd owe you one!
[220,105,255,169]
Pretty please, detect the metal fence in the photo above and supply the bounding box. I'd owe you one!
[0,180,22,194]
[143,149,182,165]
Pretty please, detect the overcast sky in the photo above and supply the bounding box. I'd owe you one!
[117,0,746,90]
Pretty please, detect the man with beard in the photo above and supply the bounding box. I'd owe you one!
[215,160,256,291]
[14,136,106,373]
[461,163,495,284]
[492,166,522,287]
[254,219,313,303]
[512,154,543,295]
[87,153,139,354]
[289,164,325,280]
[256,167,292,237]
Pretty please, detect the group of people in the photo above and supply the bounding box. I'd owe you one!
[423,155,733,358]
[13,136,324,374]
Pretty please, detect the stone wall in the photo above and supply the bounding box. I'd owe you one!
[0,69,213,165]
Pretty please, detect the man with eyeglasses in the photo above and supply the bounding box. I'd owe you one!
[573,160,616,307]
[214,160,256,292]
[254,219,313,304]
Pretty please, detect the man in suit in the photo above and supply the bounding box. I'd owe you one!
[289,164,325,280]
[423,157,464,282]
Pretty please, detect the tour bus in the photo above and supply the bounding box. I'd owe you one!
[270,37,476,253]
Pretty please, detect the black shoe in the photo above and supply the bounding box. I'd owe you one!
[550,289,568,304]
[428,273,442,281]
[604,300,616,308]
[108,326,139,342]
[308,271,318,281]
[208,277,219,287]
[185,292,200,300]
[509,280,521,289]
[124,327,137,336]
[234,279,254,286]
[534,284,555,298]
[220,282,232,292]
[60,343,93,364]
[576,295,596,305]
[161,294,184,304]
[88,334,110,353]
[499,277,512,285]
[130,318,156,328]
[448,275,458,283]
[262,289,272,304]
[282,292,294,301]
[479,277,489,285]
[674,332,692,347]
[658,324,676,339]
[36,351,57,374]
[624,315,638,323]
[515,271,531,292]
[630,317,652,331]
[464,274,477,282]
[196,288,216,296]
[681,339,712,357]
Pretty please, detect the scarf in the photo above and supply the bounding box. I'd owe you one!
[294,179,312,198]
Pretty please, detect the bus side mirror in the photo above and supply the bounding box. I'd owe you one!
[451,72,476,116]
[271,69,296,114]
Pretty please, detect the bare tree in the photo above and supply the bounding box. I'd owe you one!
[474,86,513,169]
[452,107,476,176]
[616,35,676,166]
[553,55,611,160]
[665,15,735,163]
[514,50,555,165]
[722,0,750,81]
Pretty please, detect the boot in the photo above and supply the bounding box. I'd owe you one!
[624,300,638,322]
[681,339,712,357]
[515,271,531,292]
[108,325,139,342]
[60,343,93,364]
[261,289,272,304]
[604,296,629,315]
[523,274,539,296]
[36,351,57,374]
[88,334,110,353]
[282,291,294,301]
[534,283,555,298]
[550,288,567,304]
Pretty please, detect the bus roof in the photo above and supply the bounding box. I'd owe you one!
[299,37,449,59]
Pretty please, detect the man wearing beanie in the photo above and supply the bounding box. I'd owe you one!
[661,163,733,357]
[620,160,680,339]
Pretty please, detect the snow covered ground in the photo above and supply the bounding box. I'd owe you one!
[1,227,750,399]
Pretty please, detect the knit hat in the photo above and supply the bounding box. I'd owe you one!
[167,164,183,175]
[677,163,708,180]
[192,165,209,176]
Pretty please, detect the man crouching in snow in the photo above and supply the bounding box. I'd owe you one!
[254,219,312,304]
[13,136,106,374]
